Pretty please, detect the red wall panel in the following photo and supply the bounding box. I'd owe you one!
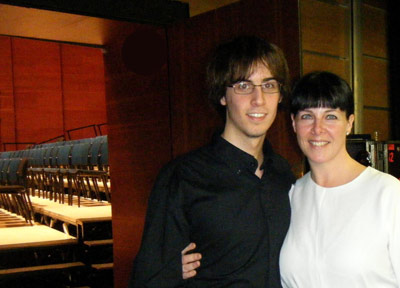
[103,24,172,288]
[0,37,107,150]
[0,36,16,150]
[12,38,64,144]
[61,44,107,140]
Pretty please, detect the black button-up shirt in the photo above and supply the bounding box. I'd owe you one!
[130,135,295,288]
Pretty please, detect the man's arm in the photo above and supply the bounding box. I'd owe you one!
[129,163,190,288]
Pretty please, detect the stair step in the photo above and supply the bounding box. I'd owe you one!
[91,263,113,270]
[0,261,86,276]
[83,239,113,247]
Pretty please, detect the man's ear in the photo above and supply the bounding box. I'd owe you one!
[291,114,296,133]
[220,96,227,106]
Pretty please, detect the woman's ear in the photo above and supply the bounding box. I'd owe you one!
[347,114,355,135]
[291,114,297,133]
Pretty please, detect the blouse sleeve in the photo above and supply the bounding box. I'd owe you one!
[389,179,400,285]
[128,163,190,288]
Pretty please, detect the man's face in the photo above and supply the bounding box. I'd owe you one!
[220,63,281,144]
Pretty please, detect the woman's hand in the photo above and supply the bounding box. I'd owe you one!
[181,242,202,279]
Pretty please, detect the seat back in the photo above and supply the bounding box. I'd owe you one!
[71,143,91,167]
[56,145,73,167]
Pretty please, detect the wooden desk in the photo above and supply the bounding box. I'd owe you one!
[0,224,77,250]
[29,196,112,239]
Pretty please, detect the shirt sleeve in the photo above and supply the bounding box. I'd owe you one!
[128,163,190,288]
[389,180,400,285]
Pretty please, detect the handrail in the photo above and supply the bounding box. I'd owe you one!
[96,123,108,136]
[66,124,98,140]
[2,142,36,151]
[37,135,65,145]
[1,123,108,151]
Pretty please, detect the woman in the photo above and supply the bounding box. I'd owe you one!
[182,71,400,287]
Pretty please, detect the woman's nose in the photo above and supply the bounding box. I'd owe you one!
[312,119,325,134]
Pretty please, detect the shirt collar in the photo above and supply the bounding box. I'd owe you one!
[211,134,274,175]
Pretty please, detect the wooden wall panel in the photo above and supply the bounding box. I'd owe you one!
[103,24,172,288]
[362,3,387,57]
[12,38,64,144]
[363,109,390,140]
[0,36,16,150]
[361,3,390,139]
[302,52,350,82]
[61,44,107,140]
[363,56,389,107]
[388,0,400,139]
[0,37,108,150]
[301,0,350,57]
[167,12,224,156]
[181,0,240,16]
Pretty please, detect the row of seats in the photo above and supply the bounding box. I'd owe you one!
[29,136,108,169]
[0,135,110,208]
[1,135,108,165]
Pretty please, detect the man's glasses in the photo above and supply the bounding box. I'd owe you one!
[227,79,281,94]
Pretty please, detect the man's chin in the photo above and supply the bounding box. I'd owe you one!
[246,132,267,139]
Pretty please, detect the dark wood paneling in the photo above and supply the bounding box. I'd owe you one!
[363,108,390,140]
[0,36,16,150]
[363,56,389,108]
[61,44,107,139]
[103,24,172,288]
[12,38,64,144]
[362,0,386,9]
[167,12,223,156]
[362,3,387,58]
[303,52,350,83]
[301,0,350,57]
[388,0,400,139]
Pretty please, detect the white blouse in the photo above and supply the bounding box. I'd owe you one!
[280,167,400,288]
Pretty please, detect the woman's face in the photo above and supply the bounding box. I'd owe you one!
[291,107,354,167]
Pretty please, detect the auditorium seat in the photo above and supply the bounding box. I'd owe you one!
[0,158,33,223]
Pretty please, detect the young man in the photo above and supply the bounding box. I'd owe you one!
[129,35,295,287]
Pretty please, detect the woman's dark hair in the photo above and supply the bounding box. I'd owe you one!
[290,71,354,118]
[207,35,290,118]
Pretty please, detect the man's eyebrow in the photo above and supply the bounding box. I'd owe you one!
[262,77,277,82]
